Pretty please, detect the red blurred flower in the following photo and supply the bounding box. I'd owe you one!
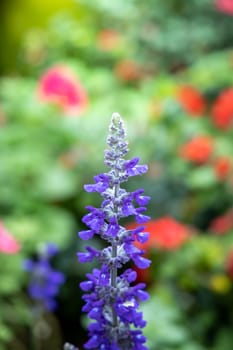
[209,209,233,234]
[0,222,21,254]
[134,266,150,284]
[37,65,88,116]
[97,29,121,51]
[214,156,232,180]
[114,60,142,82]
[226,250,233,279]
[179,136,214,164]
[211,88,233,129]
[176,85,206,116]
[215,0,233,15]
[128,216,190,251]
[127,217,190,283]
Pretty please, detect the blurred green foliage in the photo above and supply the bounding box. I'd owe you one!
[0,0,78,73]
[0,0,233,349]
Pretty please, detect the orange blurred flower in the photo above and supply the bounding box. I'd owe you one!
[97,29,121,51]
[211,88,233,129]
[214,156,232,180]
[0,222,21,254]
[215,0,233,15]
[179,136,214,164]
[176,85,206,116]
[114,60,142,82]
[37,65,88,116]
[209,209,233,234]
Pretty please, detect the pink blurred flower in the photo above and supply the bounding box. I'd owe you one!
[37,65,88,116]
[215,0,233,15]
[0,222,21,254]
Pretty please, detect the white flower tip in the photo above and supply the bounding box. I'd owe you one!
[112,112,121,119]
[111,112,122,127]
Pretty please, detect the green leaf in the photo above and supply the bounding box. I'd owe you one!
[188,166,217,189]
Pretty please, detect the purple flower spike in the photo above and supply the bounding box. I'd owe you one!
[78,113,150,350]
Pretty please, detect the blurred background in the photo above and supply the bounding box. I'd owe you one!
[0,0,233,349]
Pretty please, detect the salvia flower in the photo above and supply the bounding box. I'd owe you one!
[24,243,65,311]
[78,113,151,350]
